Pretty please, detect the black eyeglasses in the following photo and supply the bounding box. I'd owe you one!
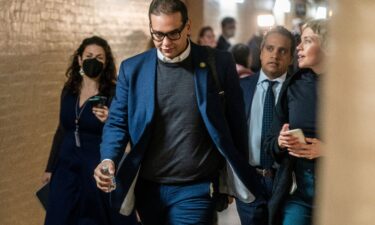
[150,22,186,41]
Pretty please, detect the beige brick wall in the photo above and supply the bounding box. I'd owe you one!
[0,1,150,224]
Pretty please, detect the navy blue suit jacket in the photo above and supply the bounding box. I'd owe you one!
[100,43,262,211]
[216,35,231,51]
[264,69,315,225]
[239,73,260,122]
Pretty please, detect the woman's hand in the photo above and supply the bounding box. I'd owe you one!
[92,106,109,123]
[42,172,52,185]
[278,124,322,160]
[287,138,322,160]
[278,124,299,149]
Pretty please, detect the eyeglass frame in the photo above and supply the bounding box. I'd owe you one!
[149,22,187,42]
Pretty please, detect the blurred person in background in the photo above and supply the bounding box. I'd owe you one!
[217,17,236,51]
[247,27,268,73]
[197,26,217,48]
[230,43,254,79]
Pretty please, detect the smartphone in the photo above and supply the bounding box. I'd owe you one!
[286,128,306,144]
[89,96,107,108]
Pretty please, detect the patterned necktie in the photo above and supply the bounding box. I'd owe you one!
[260,80,277,168]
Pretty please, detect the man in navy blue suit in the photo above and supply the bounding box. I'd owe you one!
[236,26,295,225]
[93,0,263,224]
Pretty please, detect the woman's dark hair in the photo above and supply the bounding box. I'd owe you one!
[149,0,188,25]
[64,36,116,97]
[230,44,250,68]
[197,26,214,45]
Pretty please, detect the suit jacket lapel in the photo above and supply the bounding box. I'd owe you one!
[191,46,209,112]
[190,44,230,156]
[113,50,157,210]
[130,49,157,146]
[244,73,260,119]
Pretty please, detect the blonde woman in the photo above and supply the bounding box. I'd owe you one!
[264,19,328,225]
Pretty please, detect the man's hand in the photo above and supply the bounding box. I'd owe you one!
[94,160,116,192]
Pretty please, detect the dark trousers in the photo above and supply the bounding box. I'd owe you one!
[235,175,273,225]
[135,179,214,225]
[45,159,137,225]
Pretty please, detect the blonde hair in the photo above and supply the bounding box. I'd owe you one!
[303,19,328,50]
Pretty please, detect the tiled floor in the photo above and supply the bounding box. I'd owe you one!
[217,203,241,225]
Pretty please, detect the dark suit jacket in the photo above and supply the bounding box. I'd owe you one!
[262,70,295,225]
[100,42,263,212]
[241,71,296,225]
[239,71,292,128]
[45,87,114,172]
[239,73,259,121]
[264,69,316,225]
[216,35,231,51]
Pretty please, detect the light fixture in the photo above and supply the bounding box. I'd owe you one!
[273,0,291,13]
[216,0,244,4]
[328,10,333,17]
[315,6,327,19]
[257,14,275,27]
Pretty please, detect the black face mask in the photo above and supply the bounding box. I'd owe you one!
[82,58,104,78]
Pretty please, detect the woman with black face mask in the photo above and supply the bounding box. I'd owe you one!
[42,36,137,225]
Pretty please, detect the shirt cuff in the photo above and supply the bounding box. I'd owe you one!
[101,159,114,164]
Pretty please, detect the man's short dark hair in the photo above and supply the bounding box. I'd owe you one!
[221,17,236,28]
[149,0,189,25]
[230,44,250,68]
[260,26,296,57]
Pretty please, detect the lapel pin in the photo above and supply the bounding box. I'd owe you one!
[199,62,206,68]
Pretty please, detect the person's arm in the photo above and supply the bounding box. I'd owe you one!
[42,88,67,184]
[94,60,131,192]
[45,123,65,173]
[287,137,323,159]
[45,88,68,172]
[100,60,131,166]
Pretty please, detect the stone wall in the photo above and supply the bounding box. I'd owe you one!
[0,1,150,224]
